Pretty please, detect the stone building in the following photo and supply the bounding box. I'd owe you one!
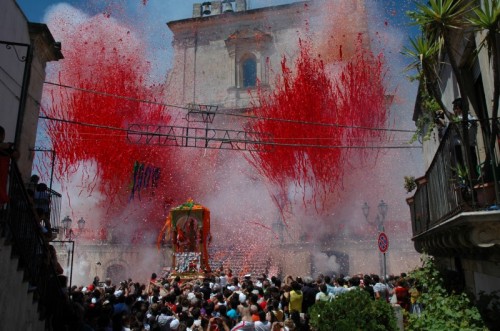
[0,1,63,329]
[0,1,63,181]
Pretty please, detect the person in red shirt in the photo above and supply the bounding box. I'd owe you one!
[394,279,410,311]
[251,304,260,322]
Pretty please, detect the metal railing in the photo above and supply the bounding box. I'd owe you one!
[32,187,62,232]
[409,123,499,237]
[2,159,65,326]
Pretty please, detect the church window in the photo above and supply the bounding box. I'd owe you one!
[242,55,257,87]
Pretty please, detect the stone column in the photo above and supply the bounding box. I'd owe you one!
[236,0,247,12]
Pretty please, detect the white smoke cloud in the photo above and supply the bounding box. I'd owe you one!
[312,251,340,277]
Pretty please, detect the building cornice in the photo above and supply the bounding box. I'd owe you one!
[167,1,309,29]
[412,210,500,260]
[28,23,63,61]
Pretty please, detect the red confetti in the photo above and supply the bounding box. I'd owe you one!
[246,39,390,215]
[42,15,181,237]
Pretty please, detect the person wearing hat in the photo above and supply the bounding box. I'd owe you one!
[233,291,254,330]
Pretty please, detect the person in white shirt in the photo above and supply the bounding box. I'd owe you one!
[254,310,271,331]
[372,275,389,301]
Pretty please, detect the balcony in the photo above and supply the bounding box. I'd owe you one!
[407,123,500,258]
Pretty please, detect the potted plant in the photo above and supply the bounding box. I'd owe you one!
[451,164,473,205]
[474,163,500,207]
[404,176,417,193]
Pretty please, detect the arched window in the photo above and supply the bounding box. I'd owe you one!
[242,56,257,88]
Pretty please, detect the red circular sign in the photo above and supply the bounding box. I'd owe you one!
[378,232,389,253]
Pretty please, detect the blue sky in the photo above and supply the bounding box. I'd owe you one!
[18,0,306,23]
[16,0,419,83]
[17,0,417,32]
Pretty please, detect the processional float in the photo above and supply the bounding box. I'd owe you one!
[158,199,211,278]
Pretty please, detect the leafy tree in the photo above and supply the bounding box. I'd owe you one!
[309,289,397,331]
[406,256,487,331]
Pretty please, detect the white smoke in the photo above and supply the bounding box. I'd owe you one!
[312,251,340,277]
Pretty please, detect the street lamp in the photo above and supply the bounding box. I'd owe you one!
[378,200,388,225]
[77,217,86,231]
[61,216,72,232]
[362,200,388,231]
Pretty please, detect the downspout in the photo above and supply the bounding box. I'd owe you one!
[193,30,198,103]
[14,44,33,148]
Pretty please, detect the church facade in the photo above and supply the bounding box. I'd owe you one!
[165,0,369,110]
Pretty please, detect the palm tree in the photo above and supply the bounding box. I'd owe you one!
[409,0,473,108]
[403,34,449,118]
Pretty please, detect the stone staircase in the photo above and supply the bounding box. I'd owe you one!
[0,237,45,331]
[208,245,271,278]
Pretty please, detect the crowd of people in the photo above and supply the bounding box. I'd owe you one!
[47,267,422,331]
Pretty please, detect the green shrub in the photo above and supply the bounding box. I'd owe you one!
[309,289,398,331]
[406,256,487,331]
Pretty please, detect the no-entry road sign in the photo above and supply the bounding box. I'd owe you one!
[378,232,389,253]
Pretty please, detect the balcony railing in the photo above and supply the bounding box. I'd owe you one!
[32,186,62,232]
[408,122,500,237]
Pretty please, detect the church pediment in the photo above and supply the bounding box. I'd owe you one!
[225,28,272,46]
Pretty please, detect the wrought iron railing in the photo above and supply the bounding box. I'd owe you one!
[408,122,500,237]
[2,159,65,325]
[32,186,62,232]
[47,188,62,231]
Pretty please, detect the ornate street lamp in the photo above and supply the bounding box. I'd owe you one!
[362,200,388,231]
[378,200,388,225]
[362,202,370,220]
[77,217,86,231]
[61,216,72,231]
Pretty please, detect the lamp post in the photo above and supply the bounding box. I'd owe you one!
[77,217,86,231]
[61,216,72,237]
[362,200,389,278]
[362,200,388,231]
[60,216,85,283]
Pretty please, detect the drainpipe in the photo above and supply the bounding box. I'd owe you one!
[193,31,198,103]
[14,43,33,148]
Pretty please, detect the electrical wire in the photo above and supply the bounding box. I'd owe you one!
[43,80,417,134]
[40,115,421,150]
